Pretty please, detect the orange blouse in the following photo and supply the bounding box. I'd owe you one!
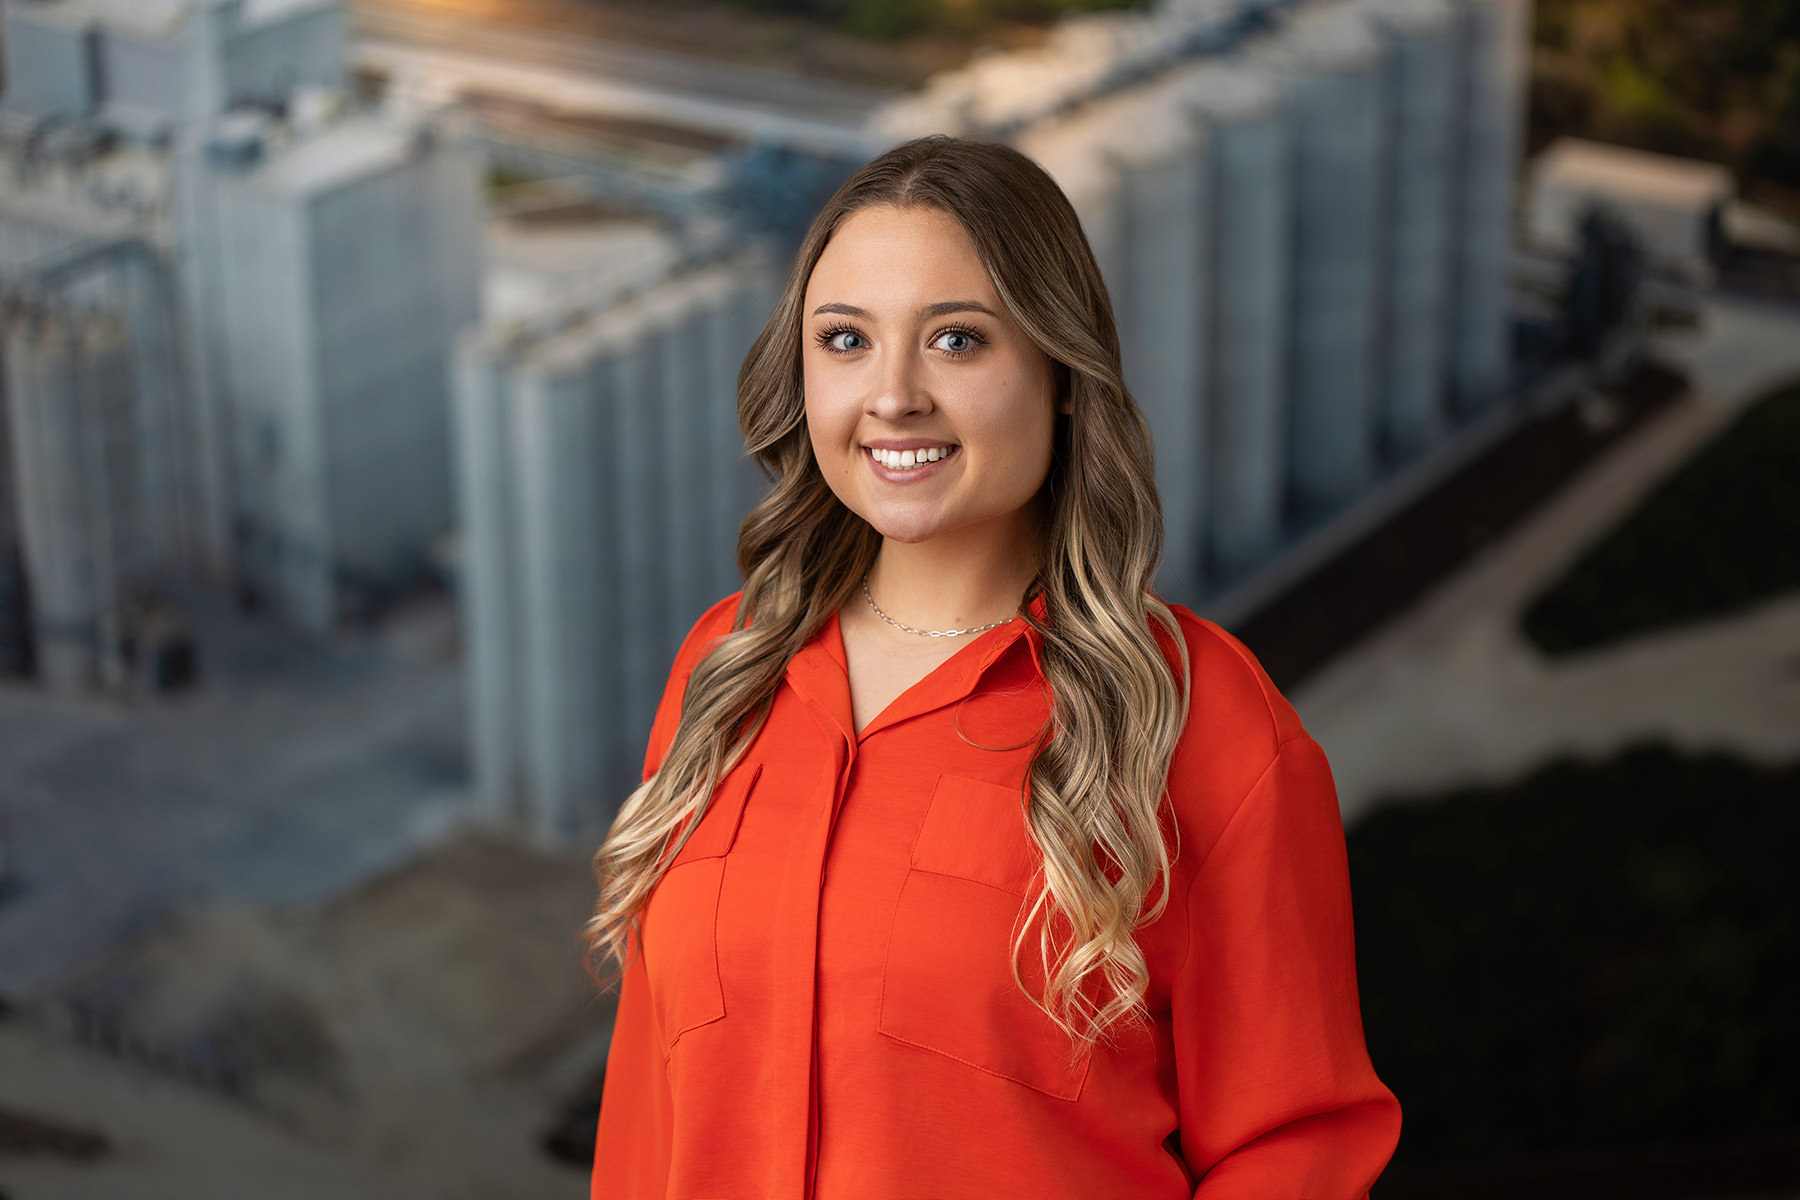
[592,589,1400,1199]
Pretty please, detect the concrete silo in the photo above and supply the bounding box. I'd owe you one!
[3,302,143,694]
[1357,0,1458,464]
[511,344,620,839]
[452,253,773,839]
[1019,74,1214,602]
[1256,2,1389,521]
[699,271,775,603]
[449,333,525,827]
[1175,61,1292,584]
[1445,0,1531,418]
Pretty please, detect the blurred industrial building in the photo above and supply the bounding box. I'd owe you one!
[452,0,1544,839]
[0,0,1682,848]
[6,0,1798,1193]
[0,0,480,693]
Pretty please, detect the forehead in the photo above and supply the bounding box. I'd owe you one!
[804,205,999,309]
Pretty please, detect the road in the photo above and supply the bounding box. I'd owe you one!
[1292,291,1800,821]
[351,1,895,155]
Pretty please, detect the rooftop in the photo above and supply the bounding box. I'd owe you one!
[1534,138,1737,209]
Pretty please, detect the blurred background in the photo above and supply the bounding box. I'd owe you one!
[0,0,1795,1196]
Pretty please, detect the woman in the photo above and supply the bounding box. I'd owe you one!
[585,134,1401,1199]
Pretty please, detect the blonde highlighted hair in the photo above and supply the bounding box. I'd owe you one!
[584,134,1191,1052]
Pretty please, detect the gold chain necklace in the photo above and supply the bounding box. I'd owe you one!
[861,572,1016,639]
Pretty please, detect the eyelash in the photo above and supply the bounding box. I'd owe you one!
[813,322,989,358]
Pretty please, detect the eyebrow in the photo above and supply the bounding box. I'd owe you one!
[810,300,999,320]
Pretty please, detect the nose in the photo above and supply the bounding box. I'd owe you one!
[866,344,932,423]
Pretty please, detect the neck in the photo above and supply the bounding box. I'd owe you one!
[864,513,1040,633]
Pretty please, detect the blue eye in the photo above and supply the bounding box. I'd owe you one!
[932,324,987,357]
[816,326,867,353]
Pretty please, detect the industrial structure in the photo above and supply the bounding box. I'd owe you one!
[880,0,1530,599]
[178,105,481,629]
[1526,137,1734,284]
[456,0,1534,837]
[0,0,482,692]
[452,245,773,839]
[0,0,1534,835]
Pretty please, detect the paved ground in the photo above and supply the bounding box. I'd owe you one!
[0,591,472,1003]
[1294,293,1800,822]
[0,594,613,1199]
[0,830,610,1200]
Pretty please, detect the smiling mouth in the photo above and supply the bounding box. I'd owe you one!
[866,445,958,471]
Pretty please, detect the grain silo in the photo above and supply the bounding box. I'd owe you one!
[2,302,143,694]
[449,334,524,826]
[1019,72,1214,601]
[452,253,773,837]
[187,108,482,630]
[1175,61,1291,583]
[1357,0,1457,463]
[1445,0,1530,418]
[697,272,775,603]
[1256,1,1388,520]
[511,344,620,838]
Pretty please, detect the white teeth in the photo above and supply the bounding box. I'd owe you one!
[868,445,954,471]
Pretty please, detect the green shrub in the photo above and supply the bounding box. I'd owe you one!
[1350,742,1800,1164]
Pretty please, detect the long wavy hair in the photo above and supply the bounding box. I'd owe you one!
[584,134,1191,1052]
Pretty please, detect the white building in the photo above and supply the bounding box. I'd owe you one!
[181,109,482,629]
[0,0,346,135]
[1527,137,1734,283]
[1,0,485,678]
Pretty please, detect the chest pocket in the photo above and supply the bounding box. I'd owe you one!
[640,761,761,1056]
[877,773,1093,1100]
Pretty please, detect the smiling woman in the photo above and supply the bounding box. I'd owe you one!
[803,207,1063,565]
[584,135,1400,1200]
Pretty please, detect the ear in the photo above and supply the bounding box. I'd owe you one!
[1050,359,1074,416]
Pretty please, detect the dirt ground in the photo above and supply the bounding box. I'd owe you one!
[0,829,616,1200]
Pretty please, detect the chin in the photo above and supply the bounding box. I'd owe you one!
[855,505,953,545]
[863,519,944,545]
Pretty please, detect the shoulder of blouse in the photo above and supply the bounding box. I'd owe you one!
[1161,601,1307,755]
[671,590,748,676]
[1151,602,1324,871]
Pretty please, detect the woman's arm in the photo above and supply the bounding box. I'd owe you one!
[1170,734,1402,1199]
[590,592,742,1199]
[592,927,674,1199]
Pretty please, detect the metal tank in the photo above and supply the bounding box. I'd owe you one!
[1020,73,1214,603]
[449,333,525,827]
[1173,61,1291,585]
[700,270,775,603]
[510,343,622,838]
[1357,0,1457,464]
[452,254,773,837]
[1445,0,1531,419]
[1255,1,1388,522]
[3,302,142,695]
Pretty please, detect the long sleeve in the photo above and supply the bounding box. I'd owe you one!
[1171,734,1401,1198]
[593,925,674,1199]
[592,592,743,1199]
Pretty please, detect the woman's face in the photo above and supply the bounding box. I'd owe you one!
[802,204,1066,549]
